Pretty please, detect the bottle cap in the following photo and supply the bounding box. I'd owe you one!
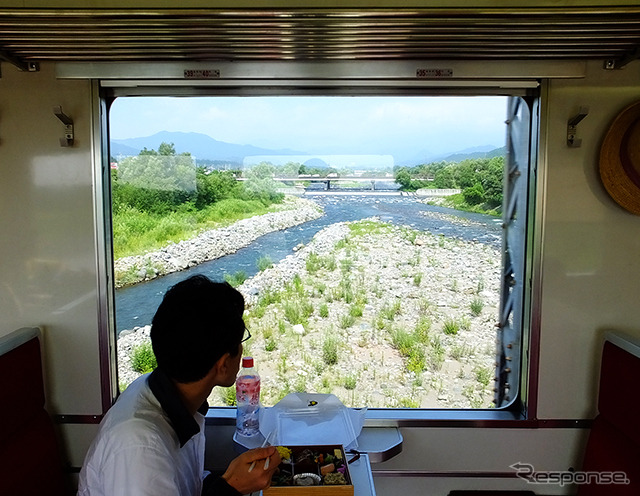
[242,356,254,368]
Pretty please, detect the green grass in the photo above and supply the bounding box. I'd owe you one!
[348,219,393,237]
[407,347,426,374]
[224,270,247,287]
[265,338,277,352]
[470,297,484,316]
[257,255,273,271]
[319,303,329,318]
[443,318,460,335]
[474,366,492,387]
[306,252,337,275]
[306,252,322,274]
[429,193,502,217]
[322,336,339,365]
[389,328,426,374]
[283,297,313,325]
[344,375,357,390]
[219,386,237,406]
[414,317,431,343]
[258,289,281,308]
[428,337,445,371]
[130,342,157,373]
[112,198,281,259]
[390,328,414,356]
[381,300,402,320]
[349,304,364,318]
[339,313,356,329]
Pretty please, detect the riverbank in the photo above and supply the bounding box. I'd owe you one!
[419,194,501,217]
[114,196,323,288]
[117,214,501,409]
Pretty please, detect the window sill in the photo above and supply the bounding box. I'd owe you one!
[204,406,527,428]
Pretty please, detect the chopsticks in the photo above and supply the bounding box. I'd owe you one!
[248,430,274,472]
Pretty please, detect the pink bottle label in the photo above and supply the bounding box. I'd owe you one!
[236,376,260,405]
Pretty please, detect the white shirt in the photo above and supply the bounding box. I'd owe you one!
[77,373,206,496]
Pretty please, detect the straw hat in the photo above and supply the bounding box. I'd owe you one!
[599,101,640,215]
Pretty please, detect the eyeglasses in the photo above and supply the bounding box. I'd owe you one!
[241,327,251,343]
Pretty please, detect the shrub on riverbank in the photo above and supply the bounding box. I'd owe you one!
[431,192,501,216]
[130,342,157,374]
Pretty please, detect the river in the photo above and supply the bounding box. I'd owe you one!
[115,193,501,334]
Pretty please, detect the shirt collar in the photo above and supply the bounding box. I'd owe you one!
[148,368,209,447]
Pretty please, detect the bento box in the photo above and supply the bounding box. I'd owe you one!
[264,445,354,496]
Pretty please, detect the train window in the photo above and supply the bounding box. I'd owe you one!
[108,95,534,412]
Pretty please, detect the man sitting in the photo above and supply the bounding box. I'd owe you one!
[78,275,280,495]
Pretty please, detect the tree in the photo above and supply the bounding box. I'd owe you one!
[158,142,176,156]
[463,183,485,205]
[480,156,504,208]
[112,143,197,214]
[395,168,413,190]
[139,147,157,156]
[455,160,479,189]
[195,168,239,208]
[433,166,457,188]
[243,162,280,201]
[280,161,302,177]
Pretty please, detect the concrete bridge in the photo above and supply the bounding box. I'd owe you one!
[239,174,460,195]
[273,175,392,190]
[238,174,393,190]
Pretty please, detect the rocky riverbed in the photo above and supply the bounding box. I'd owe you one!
[117,205,501,409]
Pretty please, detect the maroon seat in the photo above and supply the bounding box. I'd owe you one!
[577,334,640,495]
[0,328,68,496]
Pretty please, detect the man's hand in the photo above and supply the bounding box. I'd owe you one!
[222,446,282,494]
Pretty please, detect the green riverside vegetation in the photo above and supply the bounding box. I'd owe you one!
[111,142,284,259]
[394,156,504,215]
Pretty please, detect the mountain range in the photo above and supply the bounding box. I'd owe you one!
[111,131,307,165]
[110,131,504,168]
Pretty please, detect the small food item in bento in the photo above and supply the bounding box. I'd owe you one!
[294,448,317,474]
[272,464,294,486]
[293,473,321,486]
[324,472,348,485]
[276,446,292,461]
[320,463,335,476]
[295,448,315,463]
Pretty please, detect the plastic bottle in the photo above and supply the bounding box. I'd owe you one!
[236,356,261,437]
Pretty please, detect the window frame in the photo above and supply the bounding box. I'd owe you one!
[95,78,543,426]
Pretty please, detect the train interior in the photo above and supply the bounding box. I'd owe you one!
[1,2,640,495]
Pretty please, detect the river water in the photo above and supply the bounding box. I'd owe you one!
[115,193,502,334]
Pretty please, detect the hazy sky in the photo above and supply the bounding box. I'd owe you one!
[110,96,508,158]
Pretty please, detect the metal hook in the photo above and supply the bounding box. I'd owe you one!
[53,106,74,147]
[567,106,589,148]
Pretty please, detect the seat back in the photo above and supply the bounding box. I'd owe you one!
[0,327,68,496]
[578,333,640,495]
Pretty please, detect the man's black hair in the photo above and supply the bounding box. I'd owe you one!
[150,274,246,383]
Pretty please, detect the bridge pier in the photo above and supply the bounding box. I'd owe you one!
[325,180,331,190]
[371,180,375,191]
